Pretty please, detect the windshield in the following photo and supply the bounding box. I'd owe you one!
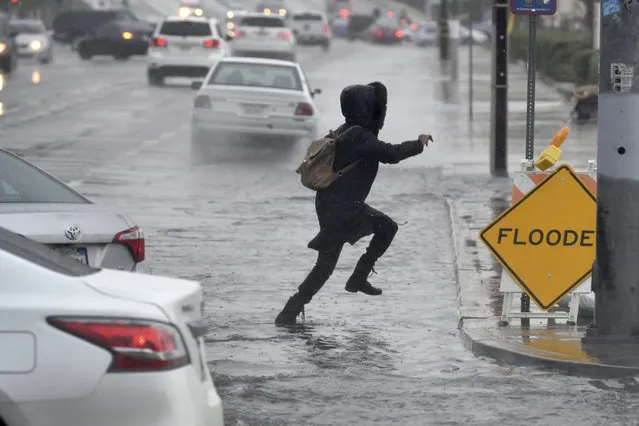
[239,16,284,27]
[10,22,45,34]
[208,62,302,90]
[159,21,211,36]
[0,151,90,204]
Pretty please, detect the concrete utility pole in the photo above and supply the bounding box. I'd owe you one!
[592,1,639,336]
[438,0,449,61]
[490,0,508,177]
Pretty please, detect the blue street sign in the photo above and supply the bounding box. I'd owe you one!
[510,0,557,15]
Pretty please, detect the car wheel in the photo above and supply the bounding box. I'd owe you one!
[78,47,92,60]
[148,71,164,86]
[322,41,330,51]
[190,139,209,167]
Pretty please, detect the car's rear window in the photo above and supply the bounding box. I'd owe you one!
[159,21,211,36]
[208,62,302,90]
[239,16,284,27]
[0,151,90,204]
[0,227,99,277]
[292,13,323,21]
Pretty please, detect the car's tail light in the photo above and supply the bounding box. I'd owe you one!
[113,226,145,263]
[339,8,349,18]
[194,95,211,109]
[203,39,220,48]
[411,22,418,30]
[395,30,403,38]
[295,102,313,116]
[376,29,383,37]
[277,31,291,39]
[47,317,189,372]
[152,37,167,47]
[387,10,394,17]
[322,24,329,34]
[234,29,245,37]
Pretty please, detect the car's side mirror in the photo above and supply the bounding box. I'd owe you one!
[312,88,322,96]
[191,81,203,90]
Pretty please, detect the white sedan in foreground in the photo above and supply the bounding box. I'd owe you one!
[10,19,53,64]
[190,56,320,164]
[0,227,223,426]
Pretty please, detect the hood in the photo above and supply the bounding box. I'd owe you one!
[340,81,387,134]
[15,33,47,44]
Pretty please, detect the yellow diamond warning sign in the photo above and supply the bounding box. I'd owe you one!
[480,164,596,311]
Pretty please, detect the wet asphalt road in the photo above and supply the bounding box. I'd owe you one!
[3,28,639,425]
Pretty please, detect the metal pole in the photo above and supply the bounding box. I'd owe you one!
[469,17,473,119]
[525,15,537,160]
[592,2,639,336]
[490,0,508,177]
[439,0,449,61]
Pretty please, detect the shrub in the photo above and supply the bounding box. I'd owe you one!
[509,29,598,85]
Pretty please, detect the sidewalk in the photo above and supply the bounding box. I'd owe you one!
[439,45,639,378]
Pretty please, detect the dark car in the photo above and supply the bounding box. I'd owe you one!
[52,9,150,44]
[0,12,17,73]
[346,12,375,40]
[367,17,404,44]
[77,21,151,60]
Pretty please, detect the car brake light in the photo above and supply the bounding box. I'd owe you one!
[339,8,349,18]
[322,24,329,34]
[376,29,383,37]
[203,39,220,48]
[387,11,394,17]
[411,22,418,30]
[47,317,189,372]
[152,37,167,47]
[194,94,211,108]
[295,102,313,116]
[234,29,245,37]
[277,31,291,39]
[395,30,403,38]
[113,226,145,263]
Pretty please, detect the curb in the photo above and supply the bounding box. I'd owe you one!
[445,197,639,379]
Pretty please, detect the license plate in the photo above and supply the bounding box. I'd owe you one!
[242,104,267,114]
[55,247,88,264]
[180,45,191,50]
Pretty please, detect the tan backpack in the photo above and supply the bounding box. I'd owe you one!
[295,126,362,191]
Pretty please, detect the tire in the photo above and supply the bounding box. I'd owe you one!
[78,46,92,60]
[148,71,164,86]
[1,52,17,73]
[322,41,330,51]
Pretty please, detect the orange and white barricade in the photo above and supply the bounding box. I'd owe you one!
[499,160,597,325]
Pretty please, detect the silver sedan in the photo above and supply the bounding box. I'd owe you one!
[10,19,54,64]
[0,149,150,273]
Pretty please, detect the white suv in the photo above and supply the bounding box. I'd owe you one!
[147,16,230,86]
[231,13,296,61]
[290,11,331,50]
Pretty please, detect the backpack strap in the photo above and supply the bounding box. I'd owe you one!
[334,125,363,176]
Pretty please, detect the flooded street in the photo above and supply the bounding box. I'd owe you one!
[3,13,639,424]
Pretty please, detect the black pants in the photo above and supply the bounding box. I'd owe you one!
[297,212,398,305]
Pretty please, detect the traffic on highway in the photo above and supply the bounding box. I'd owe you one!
[0,0,627,425]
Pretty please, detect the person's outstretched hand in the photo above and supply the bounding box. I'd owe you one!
[419,134,433,146]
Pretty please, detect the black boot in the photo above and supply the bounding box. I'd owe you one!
[345,255,383,296]
[275,293,306,325]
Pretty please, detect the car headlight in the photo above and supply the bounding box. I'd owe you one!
[178,6,191,17]
[30,40,43,50]
[194,8,203,16]
[279,8,286,15]
[0,43,7,54]
[264,8,271,14]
